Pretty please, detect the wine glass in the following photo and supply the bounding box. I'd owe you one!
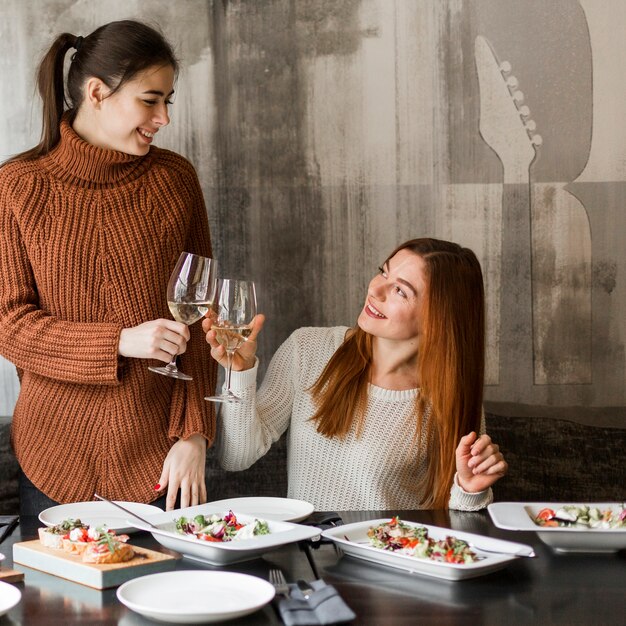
[148,252,217,380]
[204,279,257,403]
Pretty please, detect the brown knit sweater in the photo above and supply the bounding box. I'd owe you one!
[0,119,216,504]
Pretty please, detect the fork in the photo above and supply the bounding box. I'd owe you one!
[269,568,291,597]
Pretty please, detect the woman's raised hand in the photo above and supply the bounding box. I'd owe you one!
[202,312,265,371]
[455,432,508,493]
[118,319,190,363]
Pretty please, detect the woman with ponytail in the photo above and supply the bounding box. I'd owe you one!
[0,21,216,515]
[204,238,507,510]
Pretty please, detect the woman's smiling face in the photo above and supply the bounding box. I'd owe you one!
[357,248,427,342]
[88,63,175,155]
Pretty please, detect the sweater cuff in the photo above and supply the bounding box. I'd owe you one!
[449,473,493,511]
[225,358,259,392]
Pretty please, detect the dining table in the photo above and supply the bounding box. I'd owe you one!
[0,509,624,625]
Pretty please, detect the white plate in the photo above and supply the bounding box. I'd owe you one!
[128,504,321,565]
[117,570,274,624]
[321,518,529,581]
[488,501,626,553]
[0,581,22,617]
[39,501,163,534]
[202,497,314,522]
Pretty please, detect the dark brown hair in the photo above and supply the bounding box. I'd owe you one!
[309,237,486,508]
[10,20,178,162]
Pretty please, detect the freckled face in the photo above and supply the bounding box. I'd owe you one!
[357,249,427,342]
[91,64,175,155]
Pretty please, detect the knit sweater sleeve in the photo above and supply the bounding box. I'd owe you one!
[164,158,217,443]
[0,167,122,385]
[216,330,299,470]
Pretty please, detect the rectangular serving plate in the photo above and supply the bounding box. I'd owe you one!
[321,518,523,581]
[128,505,321,566]
[488,502,626,553]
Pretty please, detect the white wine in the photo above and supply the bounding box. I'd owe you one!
[211,325,253,351]
[168,301,211,325]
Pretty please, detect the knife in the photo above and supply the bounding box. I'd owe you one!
[465,535,536,558]
[93,493,158,529]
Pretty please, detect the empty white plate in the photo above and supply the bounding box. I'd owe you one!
[0,581,21,617]
[203,497,314,522]
[117,570,275,623]
[39,501,163,534]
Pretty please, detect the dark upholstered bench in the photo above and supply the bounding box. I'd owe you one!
[486,413,626,502]
[204,436,287,500]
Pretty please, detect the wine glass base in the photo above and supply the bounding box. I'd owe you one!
[204,393,241,404]
[148,365,193,381]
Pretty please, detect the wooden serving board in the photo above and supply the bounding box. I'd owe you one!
[0,567,24,583]
[13,540,178,589]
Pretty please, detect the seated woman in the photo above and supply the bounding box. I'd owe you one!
[203,238,507,510]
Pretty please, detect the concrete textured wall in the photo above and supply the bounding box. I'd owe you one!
[1,0,625,428]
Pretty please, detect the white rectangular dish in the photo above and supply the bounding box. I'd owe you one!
[488,502,626,553]
[321,518,531,581]
[127,504,320,565]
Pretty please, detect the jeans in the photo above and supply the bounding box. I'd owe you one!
[18,471,60,517]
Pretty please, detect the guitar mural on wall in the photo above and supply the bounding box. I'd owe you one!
[475,32,593,402]
[474,35,541,400]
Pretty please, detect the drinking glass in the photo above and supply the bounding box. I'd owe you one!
[148,252,217,380]
[204,279,257,403]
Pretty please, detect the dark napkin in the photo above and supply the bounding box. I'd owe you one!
[0,515,19,544]
[276,579,356,625]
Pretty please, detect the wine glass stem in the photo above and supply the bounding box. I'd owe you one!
[166,355,178,370]
[225,349,235,393]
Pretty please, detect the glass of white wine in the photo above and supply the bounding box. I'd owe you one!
[204,278,257,403]
[148,251,217,381]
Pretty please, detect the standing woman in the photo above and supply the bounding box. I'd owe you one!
[0,20,216,514]
[205,238,507,510]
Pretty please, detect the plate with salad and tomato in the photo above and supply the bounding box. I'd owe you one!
[488,502,626,552]
[321,516,530,581]
[126,505,319,565]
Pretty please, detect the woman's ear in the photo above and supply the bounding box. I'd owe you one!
[84,77,108,109]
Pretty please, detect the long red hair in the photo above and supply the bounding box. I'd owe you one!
[310,238,485,508]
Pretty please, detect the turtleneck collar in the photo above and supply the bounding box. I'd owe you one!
[42,117,154,188]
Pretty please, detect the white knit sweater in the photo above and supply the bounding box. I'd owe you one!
[217,326,492,511]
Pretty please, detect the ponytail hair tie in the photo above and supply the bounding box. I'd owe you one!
[73,36,83,51]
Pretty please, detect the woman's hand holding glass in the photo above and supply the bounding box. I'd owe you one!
[203,313,265,371]
[148,251,217,380]
[204,279,258,403]
[119,318,190,362]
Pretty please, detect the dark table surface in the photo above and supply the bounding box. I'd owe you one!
[0,509,625,625]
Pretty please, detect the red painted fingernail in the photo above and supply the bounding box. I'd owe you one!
[154,484,161,490]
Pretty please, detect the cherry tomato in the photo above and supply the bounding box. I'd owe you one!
[536,508,556,521]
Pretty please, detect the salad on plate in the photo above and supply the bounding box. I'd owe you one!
[174,510,270,542]
[533,504,626,529]
[367,516,478,564]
